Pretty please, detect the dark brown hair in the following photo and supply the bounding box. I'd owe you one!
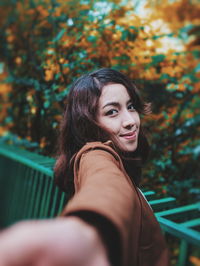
[54,68,150,193]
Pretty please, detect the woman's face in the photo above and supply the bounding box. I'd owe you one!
[97,83,140,152]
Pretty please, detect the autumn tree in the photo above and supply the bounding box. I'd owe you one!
[0,0,199,201]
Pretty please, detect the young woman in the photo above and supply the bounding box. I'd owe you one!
[0,68,169,266]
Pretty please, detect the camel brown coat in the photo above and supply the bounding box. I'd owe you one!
[62,142,169,266]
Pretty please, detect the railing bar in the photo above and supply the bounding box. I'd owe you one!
[39,175,50,218]
[3,160,19,225]
[22,168,36,219]
[32,173,44,218]
[180,218,200,228]
[9,163,27,223]
[36,174,47,218]
[143,191,155,196]
[17,166,33,219]
[156,216,200,246]
[0,144,55,163]
[43,180,54,217]
[28,171,40,219]
[57,192,67,215]
[49,188,59,218]
[149,197,176,205]
[155,202,200,216]
[177,240,188,266]
[0,147,53,177]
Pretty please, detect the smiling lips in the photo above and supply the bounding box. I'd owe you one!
[120,131,137,140]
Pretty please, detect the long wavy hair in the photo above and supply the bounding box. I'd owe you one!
[54,68,151,193]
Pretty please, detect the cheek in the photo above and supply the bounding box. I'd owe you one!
[98,117,119,134]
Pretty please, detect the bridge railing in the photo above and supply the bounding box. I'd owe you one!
[0,141,199,266]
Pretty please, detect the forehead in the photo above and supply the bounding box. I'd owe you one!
[99,83,130,105]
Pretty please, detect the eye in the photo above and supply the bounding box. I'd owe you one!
[105,109,118,116]
[127,103,136,111]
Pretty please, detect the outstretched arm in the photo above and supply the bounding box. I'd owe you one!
[0,217,110,266]
[62,145,139,266]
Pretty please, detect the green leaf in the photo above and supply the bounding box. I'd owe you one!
[152,54,165,64]
[87,35,97,42]
[52,28,66,43]
[44,101,50,109]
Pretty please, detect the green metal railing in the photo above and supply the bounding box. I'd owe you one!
[0,142,69,227]
[0,141,199,265]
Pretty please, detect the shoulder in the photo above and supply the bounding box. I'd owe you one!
[72,141,135,192]
[75,141,121,165]
[72,141,124,179]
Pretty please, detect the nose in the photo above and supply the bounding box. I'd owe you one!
[122,111,136,129]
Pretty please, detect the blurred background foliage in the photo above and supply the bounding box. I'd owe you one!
[0,0,200,203]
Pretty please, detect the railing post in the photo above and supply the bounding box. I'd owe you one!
[177,240,188,266]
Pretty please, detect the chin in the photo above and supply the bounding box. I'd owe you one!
[120,142,138,153]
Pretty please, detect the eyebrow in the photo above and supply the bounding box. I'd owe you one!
[102,102,119,109]
[102,99,132,109]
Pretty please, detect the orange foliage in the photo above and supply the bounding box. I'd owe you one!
[190,256,200,266]
[145,0,200,31]
[0,91,12,135]
[0,71,11,135]
[0,0,199,157]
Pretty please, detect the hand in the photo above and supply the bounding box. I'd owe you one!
[0,217,110,266]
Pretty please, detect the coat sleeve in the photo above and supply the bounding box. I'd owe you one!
[61,144,141,266]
